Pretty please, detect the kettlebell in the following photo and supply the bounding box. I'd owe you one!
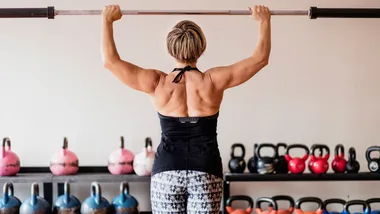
[366,146,380,173]
[108,136,135,175]
[256,197,278,214]
[323,199,346,214]
[346,147,360,173]
[247,144,258,173]
[270,195,295,214]
[0,137,20,176]
[366,198,380,214]
[342,200,371,214]
[309,144,330,174]
[133,137,156,176]
[295,197,324,214]
[81,182,111,214]
[228,143,246,173]
[285,144,309,174]
[0,182,21,213]
[256,143,277,174]
[53,181,81,214]
[275,143,288,174]
[20,183,51,214]
[50,137,79,175]
[111,182,139,214]
[308,144,323,173]
[332,144,347,173]
[225,195,253,214]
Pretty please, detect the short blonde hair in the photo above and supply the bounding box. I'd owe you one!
[166,20,207,64]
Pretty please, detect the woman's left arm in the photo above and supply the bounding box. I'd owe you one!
[101,5,164,95]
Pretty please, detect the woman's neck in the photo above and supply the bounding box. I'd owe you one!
[176,62,197,68]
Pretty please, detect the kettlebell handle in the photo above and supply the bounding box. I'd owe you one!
[64,181,71,204]
[90,182,101,205]
[2,182,14,204]
[120,136,125,149]
[271,195,295,209]
[31,182,39,206]
[2,137,11,152]
[285,144,310,161]
[334,144,345,158]
[255,143,278,159]
[256,197,278,210]
[311,144,330,160]
[366,198,380,206]
[343,200,371,214]
[145,137,153,148]
[120,181,130,202]
[230,143,245,159]
[226,195,253,208]
[323,198,346,210]
[366,146,380,163]
[310,144,324,157]
[276,143,287,157]
[295,197,324,210]
[348,147,356,160]
[62,137,68,149]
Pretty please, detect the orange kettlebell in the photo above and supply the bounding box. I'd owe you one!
[256,197,278,214]
[296,197,324,214]
[269,195,295,214]
[226,195,254,214]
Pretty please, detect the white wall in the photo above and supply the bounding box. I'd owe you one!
[1,0,380,212]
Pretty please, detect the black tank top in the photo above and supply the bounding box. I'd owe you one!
[151,66,223,179]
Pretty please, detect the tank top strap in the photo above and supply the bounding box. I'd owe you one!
[172,66,200,83]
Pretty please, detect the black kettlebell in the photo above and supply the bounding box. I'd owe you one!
[256,143,277,174]
[275,142,288,174]
[247,143,258,173]
[366,146,380,173]
[228,143,246,173]
[346,147,360,173]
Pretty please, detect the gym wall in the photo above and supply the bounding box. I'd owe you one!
[0,0,380,212]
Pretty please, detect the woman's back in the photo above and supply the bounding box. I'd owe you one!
[152,70,223,117]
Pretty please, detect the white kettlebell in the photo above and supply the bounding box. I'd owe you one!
[133,137,156,176]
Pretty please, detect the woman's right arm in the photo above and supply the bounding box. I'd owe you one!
[206,5,271,91]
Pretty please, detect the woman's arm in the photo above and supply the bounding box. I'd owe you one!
[206,5,271,91]
[101,5,164,95]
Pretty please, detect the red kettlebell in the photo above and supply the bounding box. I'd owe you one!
[226,195,254,214]
[256,197,278,214]
[332,144,347,173]
[285,144,309,174]
[108,136,135,175]
[50,137,79,175]
[308,144,324,173]
[0,138,20,176]
[295,197,324,214]
[309,144,330,174]
[269,195,295,214]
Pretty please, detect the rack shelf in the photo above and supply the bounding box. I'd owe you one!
[224,172,380,182]
[53,173,150,183]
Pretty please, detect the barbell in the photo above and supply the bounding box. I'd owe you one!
[0,6,380,19]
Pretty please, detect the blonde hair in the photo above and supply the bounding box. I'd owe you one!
[166,20,207,64]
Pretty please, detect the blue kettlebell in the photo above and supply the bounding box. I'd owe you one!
[20,182,51,214]
[323,199,346,214]
[342,200,371,214]
[53,181,81,214]
[366,198,380,214]
[0,182,22,213]
[81,182,112,214]
[112,182,139,214]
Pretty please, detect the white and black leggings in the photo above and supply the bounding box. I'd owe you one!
[150,170,223,214]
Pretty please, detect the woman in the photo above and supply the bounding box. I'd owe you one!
[101,4,271,213]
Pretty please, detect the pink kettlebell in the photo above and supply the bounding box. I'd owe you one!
[0,138,20,176]
[133,137,156,176]
[50,137,79,175]
[108,136,135,175]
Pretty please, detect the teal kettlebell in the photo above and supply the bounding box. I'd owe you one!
[0,182,22,213]
[112,182,139,214]
[53,181,81,213]
[20,182,51,214]
[81,182,112,214]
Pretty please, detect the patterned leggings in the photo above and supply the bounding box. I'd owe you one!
[150,170,223,214]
